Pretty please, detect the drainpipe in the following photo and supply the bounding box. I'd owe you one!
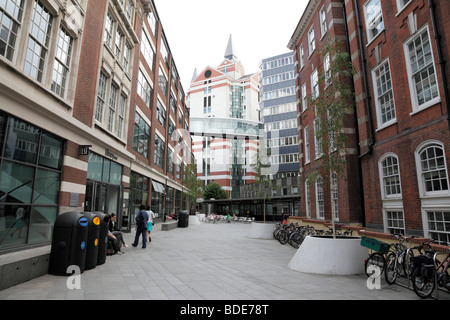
[353,0,375,158]
[428,0,450,130]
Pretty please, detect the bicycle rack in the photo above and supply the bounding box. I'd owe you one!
[431,251,450,300]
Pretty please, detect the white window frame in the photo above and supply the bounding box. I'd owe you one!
[314,118,323,159]
[301,83,307,112]
[324,53,331,88]
[384,210,406,235]
[403,25,440,114]
[372,58,396,129]
[305,182,311,218]
[304,126,310,164]
[299,44,304,69]
[315,176,324,219]
[311,69,319,100]
[308,25,315,56]
[414,140,450,198]
[319,5,327,38]
[378,153,402,200]
[395,0,412,14]
[363,0,384,43]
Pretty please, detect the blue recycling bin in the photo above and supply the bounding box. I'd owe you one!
[49,212,89,276]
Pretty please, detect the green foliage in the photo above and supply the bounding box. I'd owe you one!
[203,182,228,200]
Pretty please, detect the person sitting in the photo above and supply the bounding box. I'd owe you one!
[109,213,128,248]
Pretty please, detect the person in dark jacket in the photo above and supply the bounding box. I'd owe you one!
[132,204,149,248]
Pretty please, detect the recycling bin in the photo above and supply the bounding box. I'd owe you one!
[83,212,101,270]
[48,212,89,276]
[95,212,110,266]
[178,210,189,228]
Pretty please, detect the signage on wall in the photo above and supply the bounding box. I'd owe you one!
[78,145,92,156]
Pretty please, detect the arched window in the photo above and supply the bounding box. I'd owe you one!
[379,154,402,199]
[416,142,449,196]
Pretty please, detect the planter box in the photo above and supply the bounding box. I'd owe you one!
[247,222,275,240]
[288,235,367,275]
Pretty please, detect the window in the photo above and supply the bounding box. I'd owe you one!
[95,72,108,122]
[24,0,53,82]
[159,66,168,95]
[305,182,311,218]
[324,53,331,87]
[0,0,25,61]
[314,118,323,158]
[156,100,166,127]
[107,83,118,132]
[154,134,165,168]
[304,126,310,164]
[386,211,405,235]
[51,27,73,98]
[426,211,450,245]
[115,28,123,58]
[299,44,304,69]
[104,11,114,48]
[301,83,307,112]
[404,27,439,112]
[396,0,412,12]
[332,172,339,221]
[123,42,131,73]
[364,0,384,42]
[308,25,315,55]
[373,59,396,127]
[125,0,134,23]
[316,176,324,219]
[117,94,126,139]
[417,142,448,195]
[167,148,174,174]
[147,10,157,35]
[133,113,150,158]
[160,37,169,68]
[320,5,327,38]
[311,69,319,100]
[141,31,154,70]
[137,69,152,109]
[380,154,402,198]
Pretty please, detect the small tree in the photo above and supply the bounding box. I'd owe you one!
[183,162,202,212]
[304,39,356,238]
[203,182,228,200]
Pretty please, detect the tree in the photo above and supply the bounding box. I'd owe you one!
[203,182,228,200]
[304,39,356,238]
[183,161,202,212]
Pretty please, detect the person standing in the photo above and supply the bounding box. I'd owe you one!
[146,205,155,242]
[132,205,148,248]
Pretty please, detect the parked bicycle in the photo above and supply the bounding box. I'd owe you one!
[411,242,450,299]
[385,234,415,285]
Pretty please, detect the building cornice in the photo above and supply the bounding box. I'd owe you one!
[287,0,321,50]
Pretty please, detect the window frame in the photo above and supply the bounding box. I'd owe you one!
[372,58,397,129]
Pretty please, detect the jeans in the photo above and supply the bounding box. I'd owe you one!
[132,227,147,248]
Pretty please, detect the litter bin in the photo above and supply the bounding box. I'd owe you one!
[95,212,110,266]
[49,212,89,276]
[178,210,189,228]
[83,212,101,270]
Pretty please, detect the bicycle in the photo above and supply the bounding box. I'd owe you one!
[385,234,415,285]
[361,236,391,277]
[411,242,450,299]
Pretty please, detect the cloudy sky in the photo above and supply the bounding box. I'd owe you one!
[153,0,308,90]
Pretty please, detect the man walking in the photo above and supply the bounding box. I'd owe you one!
[132,204,149,248]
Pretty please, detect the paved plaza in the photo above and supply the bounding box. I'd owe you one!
[0,221,448,301]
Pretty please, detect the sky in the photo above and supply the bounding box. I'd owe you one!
[153,0,308,91]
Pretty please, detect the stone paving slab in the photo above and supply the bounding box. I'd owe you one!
[0,222,448,301]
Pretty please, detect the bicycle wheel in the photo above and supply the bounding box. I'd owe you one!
[385,252,398,285]
[289,232,303,249]
[402,249,414,278]
[365,252,385,277]
[278,230,289,245]
[412,266,436,299]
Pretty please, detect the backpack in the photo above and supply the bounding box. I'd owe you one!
[136,211,146,230]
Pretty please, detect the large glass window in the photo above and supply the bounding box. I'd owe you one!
[137,69,152,109]
[0,112,64,251]
[51,27,73,98]
[154,134,164,168]
[418,143,448,194]
[373,60,396,127]
[133,112,150,158]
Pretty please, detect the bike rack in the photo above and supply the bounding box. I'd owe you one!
[432,251,450,300]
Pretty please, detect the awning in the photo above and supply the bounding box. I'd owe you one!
[152,180,165,193]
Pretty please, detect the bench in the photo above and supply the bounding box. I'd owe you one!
[160,220,178,231]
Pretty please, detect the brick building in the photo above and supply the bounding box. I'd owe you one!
[0,0,192,254]
[288,0,363,225]
[289,0,450,243]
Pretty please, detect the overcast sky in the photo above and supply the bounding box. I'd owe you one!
[153,0,308,91]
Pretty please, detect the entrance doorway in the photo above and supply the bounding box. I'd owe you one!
[85,181,122,218]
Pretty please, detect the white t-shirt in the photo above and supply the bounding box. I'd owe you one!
[147,210,155,223]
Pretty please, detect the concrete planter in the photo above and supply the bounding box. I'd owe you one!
[288,235,367,275]
[189,215,201,225]
[247,222,275,239]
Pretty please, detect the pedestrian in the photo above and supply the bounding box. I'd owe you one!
[281,213,288,225]
[146,205,155,242]
[109,213,128,248]
[132,204,148,248]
